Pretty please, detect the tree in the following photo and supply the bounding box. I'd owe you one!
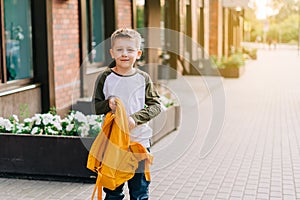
[246,0,300,44]
[271,0,300,21]
[267,0,300,43]
[244,6,263,42]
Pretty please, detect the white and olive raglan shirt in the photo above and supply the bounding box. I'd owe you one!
[92,67,161,148]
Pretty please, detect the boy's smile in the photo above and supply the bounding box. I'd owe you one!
[110,38,142,74]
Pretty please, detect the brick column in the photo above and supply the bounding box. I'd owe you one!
[209,0,223,58]
[116,0,132,28]
[52,0,80,115]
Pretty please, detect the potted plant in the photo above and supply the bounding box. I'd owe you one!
[212,52,245,78]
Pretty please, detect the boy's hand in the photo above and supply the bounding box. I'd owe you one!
[128,117,136,130]
[109,97,116,113]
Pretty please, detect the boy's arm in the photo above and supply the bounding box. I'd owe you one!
[92,72,111,115]
[130,78,161,125]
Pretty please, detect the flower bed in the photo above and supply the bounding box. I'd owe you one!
[0,110,103,137]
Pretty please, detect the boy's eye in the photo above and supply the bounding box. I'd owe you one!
[116,49,123,52]
[127,49,135,52]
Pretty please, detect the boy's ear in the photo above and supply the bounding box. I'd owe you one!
[110,49,114,59]
[137,50,142,59]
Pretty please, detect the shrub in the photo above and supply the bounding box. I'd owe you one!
[210,52,245,69]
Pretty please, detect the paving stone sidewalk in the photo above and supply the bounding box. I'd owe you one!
[150,49,300,200]
[1,49,300,199]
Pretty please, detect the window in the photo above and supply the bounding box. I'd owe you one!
[2,0,33,83]
[86,0,105,64]
[81,0,115,73]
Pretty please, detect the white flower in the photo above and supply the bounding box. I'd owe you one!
[16,123,31,133]
[78,125,89,137]
[87,115,103,126]
[33,114,42,125]
[87,116,97,125]
[16,123,24,132]
[12,115,19,122]
[1,119,13,131]
[24,118,32,123]
[66,124,74,132]
[74,111,87,123]
[68,112,74,120]
[52,121,62,131]
[87,115,98,121]
[31,127,40,134]
[53,115,62,122]
[68,112,75,121]
[46,127,57,135]
[42,113,54,125]
[0,117,5,128]
[61,118,70,124]
[91,124,101,132]
[24,126,31,132]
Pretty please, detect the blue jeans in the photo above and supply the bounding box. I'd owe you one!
[103,160,150,200]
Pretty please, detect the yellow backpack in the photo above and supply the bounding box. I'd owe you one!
[87,98,153,200]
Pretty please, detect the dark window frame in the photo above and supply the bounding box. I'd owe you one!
[80,0,116,71]
[0,0,52,113]
[0,0,34,91]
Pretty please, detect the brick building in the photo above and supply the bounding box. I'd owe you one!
[0,0,247,118]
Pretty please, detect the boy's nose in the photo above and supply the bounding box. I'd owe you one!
[122,50,128,56]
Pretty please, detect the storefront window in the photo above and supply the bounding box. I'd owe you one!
[136,0,145,30]
[4,0,33,81]
[86,0,105,64]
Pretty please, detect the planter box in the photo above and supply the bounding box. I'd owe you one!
[150,105,180,144]
[219,65,245,78]
[0,133,96,181]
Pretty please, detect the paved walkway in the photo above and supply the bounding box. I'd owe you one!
[150,49,300,200]
[1,48,300,199]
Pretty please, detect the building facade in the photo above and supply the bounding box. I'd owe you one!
[0,0,247,118]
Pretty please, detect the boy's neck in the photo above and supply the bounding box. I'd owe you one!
[112,66,136,75]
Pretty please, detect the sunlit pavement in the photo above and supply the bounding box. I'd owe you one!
[1,48,300,199]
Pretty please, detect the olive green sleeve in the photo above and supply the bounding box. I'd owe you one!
[92,69,111,115]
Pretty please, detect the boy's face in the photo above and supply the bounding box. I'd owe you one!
[110,38,142,70]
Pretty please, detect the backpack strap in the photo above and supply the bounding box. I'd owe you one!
[91,167,103,200]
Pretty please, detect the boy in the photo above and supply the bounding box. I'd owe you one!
[92,28,161,200]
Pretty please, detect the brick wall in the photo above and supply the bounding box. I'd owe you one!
[52,0,80,115]
[116,0,132,28]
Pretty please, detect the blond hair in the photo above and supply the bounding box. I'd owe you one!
[111,28,142,49]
